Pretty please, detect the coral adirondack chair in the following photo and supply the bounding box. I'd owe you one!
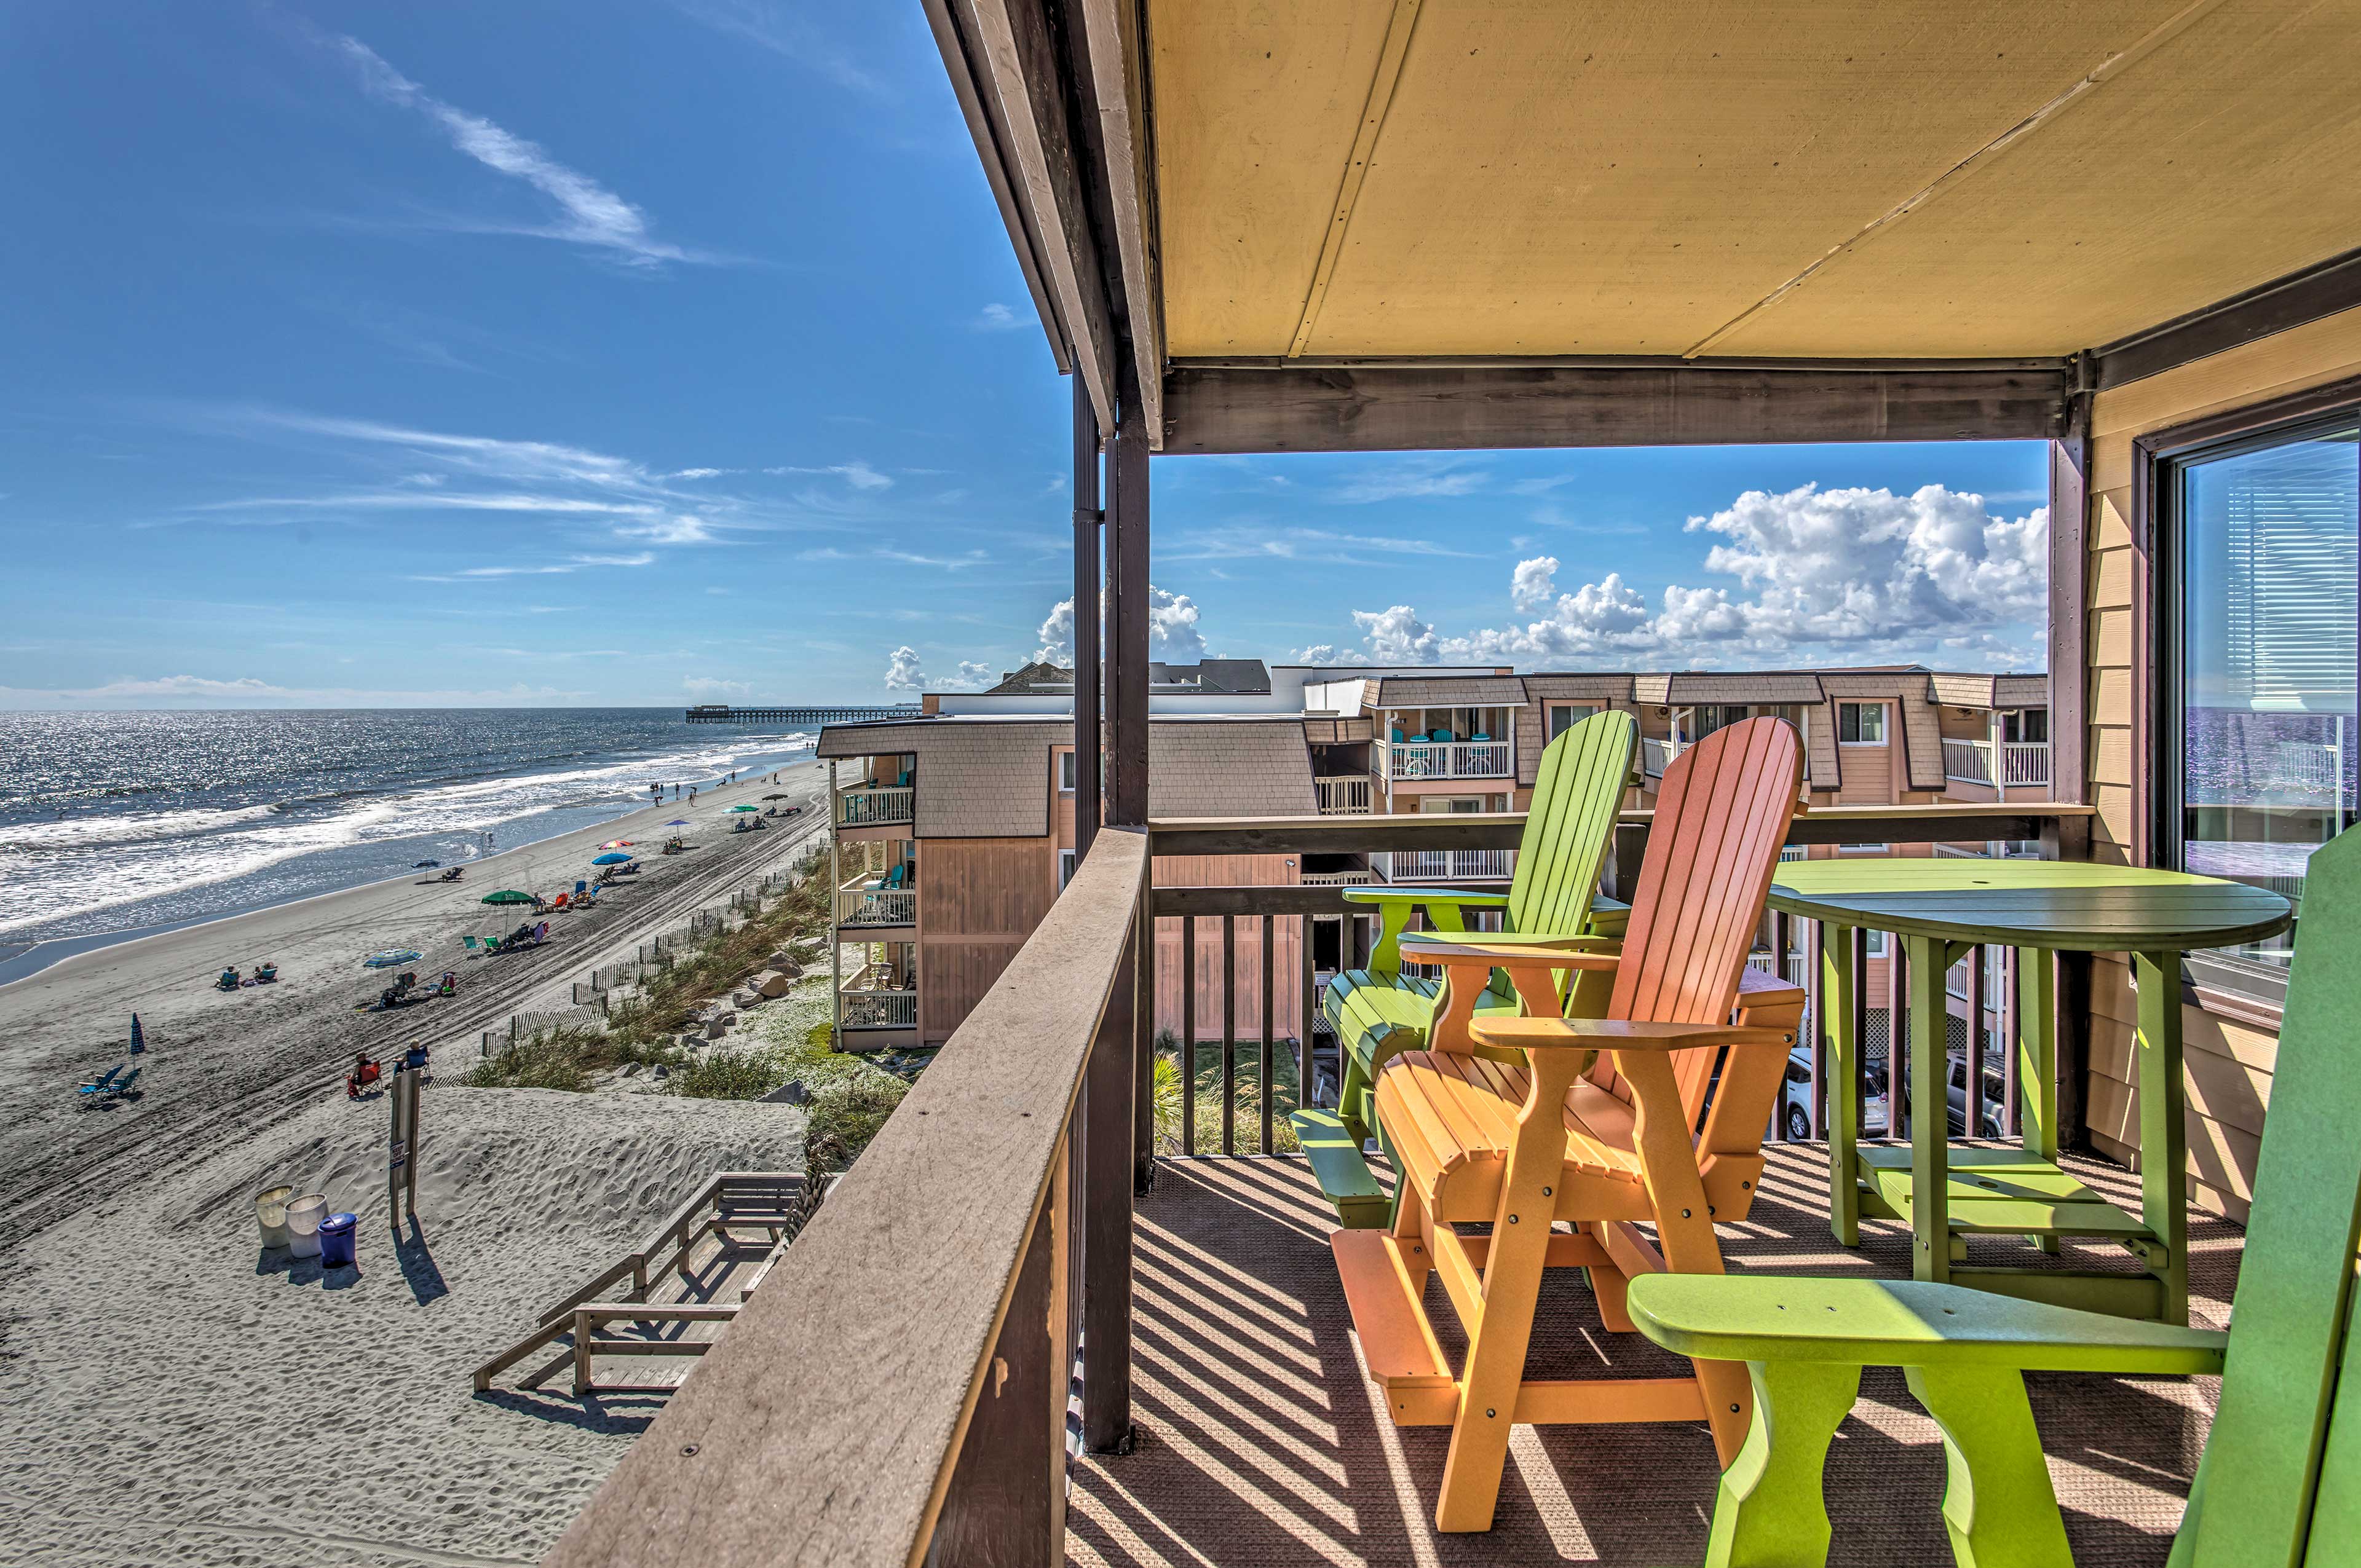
[1334,716,1807,1532]
[1623,821,2361,1568]
[1324,709,1639,1142]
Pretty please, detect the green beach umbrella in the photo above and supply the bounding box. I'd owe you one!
[728,804,758,813]
[481,889,537,905]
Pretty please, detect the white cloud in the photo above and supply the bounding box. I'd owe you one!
[666,0,886,95]
[931,660,995,692]
[975,302,1026,332]
[1510,556,1557,612]
[1351,606,1442,665]
[613,514,720,545]
[666,467,729,481]
[765,461,893,490]
[326,34,696,267]
[884,645,925,691]
[1310,484,2047,669]
[413,551,657,581]
[682,676,751,698]
[1163,524,1474,562]
[1327,458,1488,505]
[1148,586,1205,660]
[1031,584,1205,663]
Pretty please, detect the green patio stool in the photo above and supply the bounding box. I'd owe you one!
[1299,709,1636,1226]
[1627,820,2361,1568]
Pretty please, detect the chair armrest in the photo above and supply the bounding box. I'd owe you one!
[1340,887,1509,907]
[1393,936,1621,972]
[1473,1017,1797,1053]
[1626,1276,2227,1376]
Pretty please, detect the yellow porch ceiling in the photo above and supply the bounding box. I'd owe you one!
[1147,0,2360,361]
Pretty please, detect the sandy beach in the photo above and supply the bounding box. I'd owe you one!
[0,760,825,1244]
[0,760,829,1564]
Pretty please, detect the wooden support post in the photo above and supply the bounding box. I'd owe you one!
[1072,380,1102,865]
[1107,368,1153,1194]
[1222,915,1237,1157]
[1299,915,1315,1115]
[2047,385,2095,1153]
[1773,911,1793,1140]
[926,1141,1066,1566]
[1966,944,1988,1136]
[1888,937,1908,1139]
[1080,904,1136,1454]
[1180,914,1196,1157]
[1135,880,1155,1194]
[1260,913,1275,1154]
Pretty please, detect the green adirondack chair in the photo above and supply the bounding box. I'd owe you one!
[1626,822,2361,1568]
[1295,709,1637,1226]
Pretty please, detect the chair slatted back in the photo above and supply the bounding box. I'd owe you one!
[1608,717,1801,1026]
[2181,825,2361,1567]
[1502,710,1638,939]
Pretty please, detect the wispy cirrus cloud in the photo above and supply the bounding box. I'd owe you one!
[322,32,706,268]
[1326,457,1489,504]
[410,551,657,582]
[1162,524,1477,562]
[765,460,892,490]
[667,0,889,96]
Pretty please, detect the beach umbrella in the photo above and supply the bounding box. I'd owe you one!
[728,804,758,813]
[599,840,635,849]
[363,948,424,969]
[481,889,537,905]
[663,818,690,826]
[592,853,634,865]
[762,793,789,800]
[130,1014,145,1056]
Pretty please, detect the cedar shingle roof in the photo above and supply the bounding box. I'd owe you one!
[1636,672,1829,704]
[817,720,1062,837]
[1370,676,1529,707]
[1148,721,1316,817]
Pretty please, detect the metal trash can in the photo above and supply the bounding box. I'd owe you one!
[318,1212,358,1269]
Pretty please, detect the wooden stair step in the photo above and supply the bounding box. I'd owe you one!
[1291,1109,1391,1229]
[1332,1229,1457,1426]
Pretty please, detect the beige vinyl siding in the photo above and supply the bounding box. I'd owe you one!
[2079,301,2361,1219]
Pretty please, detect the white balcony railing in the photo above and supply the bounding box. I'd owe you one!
[839,786,915,827]
[839,988,918,1028]
[1942,739,2051,789]
[836,887,917,926]
[1641,736,1685,776]
[1299,871,1375,886]
[1746,950,1809,986]
[1313,774,1375,814]
[1375,849,1516,882]
[1384,739,1511,781]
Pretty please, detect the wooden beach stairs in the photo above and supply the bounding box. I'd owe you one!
[470,1171,810,1398]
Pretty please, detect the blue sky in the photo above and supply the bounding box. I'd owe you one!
[0,4,2051,709]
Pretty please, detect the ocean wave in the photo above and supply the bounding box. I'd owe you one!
[0,730,814,939]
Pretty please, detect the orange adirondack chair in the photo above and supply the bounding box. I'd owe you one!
[1332,715,1807,1532]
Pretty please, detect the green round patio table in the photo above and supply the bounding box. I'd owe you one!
[1768,858,2290,1325]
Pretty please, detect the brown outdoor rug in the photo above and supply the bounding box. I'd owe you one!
[1066,1143,2237,1567]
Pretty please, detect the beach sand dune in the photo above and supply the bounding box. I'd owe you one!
[0,763,825,1250]
[0,1085,807,1567]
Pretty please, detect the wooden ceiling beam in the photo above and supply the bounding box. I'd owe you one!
[1074,0,1166,444]
[938,0,1123,433]
[2090,246,2361,392]
[1160,360,2072,455]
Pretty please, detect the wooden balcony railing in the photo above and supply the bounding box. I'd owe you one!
[838,987,918,1028]
[1943,737,2052,788]
[837,785,914,827]
[835,886,916,927]
[547,827,1148,1568]
[1312,773,1374,814]
[1383,738,1511,780]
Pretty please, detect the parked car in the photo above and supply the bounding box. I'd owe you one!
[1775,1046,2003,1140]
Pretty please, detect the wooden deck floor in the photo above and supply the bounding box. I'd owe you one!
[1068,1144,2239,1567]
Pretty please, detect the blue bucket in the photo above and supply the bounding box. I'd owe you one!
[318,1212,358,1269]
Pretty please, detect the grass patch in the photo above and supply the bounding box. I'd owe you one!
[804,1073,908,1178]
[1152,1027,1303,1155]
[464,1025,683,1092]
[603,856,832,1050]
[671,1050,788,1100]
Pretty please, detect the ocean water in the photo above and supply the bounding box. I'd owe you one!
[0,709,815,976]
